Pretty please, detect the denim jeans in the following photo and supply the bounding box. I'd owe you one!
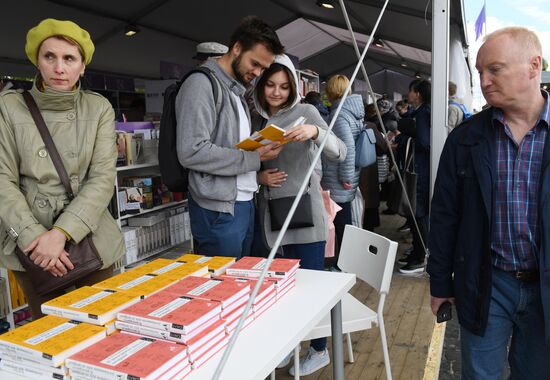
[460,267,550,380]
[188,195,254,259]
[281,241,327,352]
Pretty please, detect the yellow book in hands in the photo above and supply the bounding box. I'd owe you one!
[0,315,105,367]
[236,116,307,151]
[41,286,141,325]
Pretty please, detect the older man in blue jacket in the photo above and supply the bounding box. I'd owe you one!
[428,27,550,379]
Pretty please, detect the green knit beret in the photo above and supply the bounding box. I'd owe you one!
[25,18,95,65]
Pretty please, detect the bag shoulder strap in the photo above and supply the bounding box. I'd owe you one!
[22,91,75,200]
[404,137,415,171]
[180,67,222,115]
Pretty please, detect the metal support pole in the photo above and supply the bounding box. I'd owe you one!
[331,301,344,380]
[431,0,450,195]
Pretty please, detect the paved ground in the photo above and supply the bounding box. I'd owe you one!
[439,312,461,379]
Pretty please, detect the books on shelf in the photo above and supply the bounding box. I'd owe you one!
[235,116,306,151]
[177,255,236,276]
[225,257,300,279]
[116,289,221,335]
[92,272,176,298]
[0,315,105,367]
[66,332,190,380]
[162,276,250,310]
[41,286,141,325]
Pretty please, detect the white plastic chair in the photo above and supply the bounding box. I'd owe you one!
[292,225,397,379]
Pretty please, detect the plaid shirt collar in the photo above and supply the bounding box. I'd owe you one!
[491,90,550,130]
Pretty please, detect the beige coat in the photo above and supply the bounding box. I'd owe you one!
[0,82,125,271]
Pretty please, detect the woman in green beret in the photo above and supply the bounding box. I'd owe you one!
[0,18,125,318]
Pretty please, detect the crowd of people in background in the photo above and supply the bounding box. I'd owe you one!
[2,13,549,379]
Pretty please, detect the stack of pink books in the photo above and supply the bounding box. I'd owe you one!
[225,257,299,300]
[215,275,276,320]
[162,276,250,319]
[115,288,228,370]
[66,332,191,379]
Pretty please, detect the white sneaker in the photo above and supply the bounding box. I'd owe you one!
[289,347,330,376]
[277,349,296,369]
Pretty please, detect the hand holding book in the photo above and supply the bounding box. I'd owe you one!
[283,121,319,142]
[236,116,308,151]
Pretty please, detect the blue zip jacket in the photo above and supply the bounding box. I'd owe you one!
[321,94,364,203]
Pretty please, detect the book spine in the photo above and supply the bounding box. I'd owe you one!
[40,306,100,325]
[225,269,261,278]
[116,313,173,333]
[0,342,52,367]
[66,360,127,380]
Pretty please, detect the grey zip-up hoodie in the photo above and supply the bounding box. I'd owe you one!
[252,54,347,247]
[175,58,261,214]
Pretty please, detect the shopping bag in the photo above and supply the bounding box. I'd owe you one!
[321,190,341,258]
[398,138,417,218]
[351,188,364,228]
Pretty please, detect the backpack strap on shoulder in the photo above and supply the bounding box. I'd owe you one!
[180,67,223,115]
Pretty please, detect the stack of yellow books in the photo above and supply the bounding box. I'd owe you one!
[92,271,177,298]
[41,286,141,326]
[0,315,105,378]
[177,255,236,276]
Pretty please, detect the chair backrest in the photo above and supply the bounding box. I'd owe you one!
[337,225,398,294]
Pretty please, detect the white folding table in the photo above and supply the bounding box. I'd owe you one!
[190,269,356,380]
[0,269,355,380]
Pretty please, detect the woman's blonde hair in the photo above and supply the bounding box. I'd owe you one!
[326,74,351,101]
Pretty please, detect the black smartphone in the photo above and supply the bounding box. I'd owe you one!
[436,301,452,323]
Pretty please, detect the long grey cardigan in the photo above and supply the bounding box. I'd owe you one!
[251,55,347,248]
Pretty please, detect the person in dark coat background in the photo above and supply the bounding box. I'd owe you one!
[399,79,431,275]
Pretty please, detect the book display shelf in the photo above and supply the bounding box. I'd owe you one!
[296,69,320,98]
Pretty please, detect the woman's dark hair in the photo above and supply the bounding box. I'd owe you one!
[230,16,284,55]
[409,79,431,104]
[256,63,297,112]
[304,91,322,105]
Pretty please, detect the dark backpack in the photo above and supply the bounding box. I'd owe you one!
[449,100,472,119]
[159,67,222,192]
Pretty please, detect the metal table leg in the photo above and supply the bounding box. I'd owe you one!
[331,300,344,380]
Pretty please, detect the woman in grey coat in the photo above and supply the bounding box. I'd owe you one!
[251,54,346,376]
[321,75,364,267]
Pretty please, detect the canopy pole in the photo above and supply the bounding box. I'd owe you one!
[212,1,389,378]
[338,0,427,253]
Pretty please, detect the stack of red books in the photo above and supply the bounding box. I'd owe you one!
[216,275,276,320]
[66,332,191,379]
[115,282,237,370]
[162,276,250,319]
[225,257,299,300]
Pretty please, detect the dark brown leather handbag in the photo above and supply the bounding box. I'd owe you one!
[15,91,103,296]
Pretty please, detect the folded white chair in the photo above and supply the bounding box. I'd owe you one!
[293,225,397,379]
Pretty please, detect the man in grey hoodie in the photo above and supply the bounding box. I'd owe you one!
[176,16,284,258]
